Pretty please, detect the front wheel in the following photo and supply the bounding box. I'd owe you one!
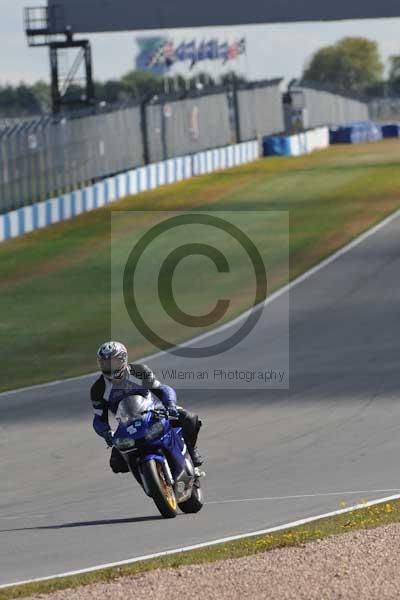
[142,459,178,519]
[178,479,204,514]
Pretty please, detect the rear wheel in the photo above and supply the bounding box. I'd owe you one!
[178,479,204,514]
[142,459,178,519]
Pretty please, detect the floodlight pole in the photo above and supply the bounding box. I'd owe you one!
[49,38,95,113]
[25,6,95,114]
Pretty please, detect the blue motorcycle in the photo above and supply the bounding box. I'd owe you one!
[112,394,204,519]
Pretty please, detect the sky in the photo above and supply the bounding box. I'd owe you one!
[2,1,400,86]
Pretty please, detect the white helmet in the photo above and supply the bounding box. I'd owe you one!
[97,341,128,381]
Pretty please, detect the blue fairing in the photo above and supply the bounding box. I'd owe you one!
[113,408,186,479]
[111,394,202,515]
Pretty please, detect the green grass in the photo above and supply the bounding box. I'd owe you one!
[1,139,400,392]
[1,498,400,599]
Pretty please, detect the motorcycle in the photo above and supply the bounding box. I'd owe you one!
[112,394,204,519]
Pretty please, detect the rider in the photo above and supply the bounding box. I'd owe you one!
[91,341,203,474]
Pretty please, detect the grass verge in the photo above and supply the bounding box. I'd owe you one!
[1,139,400,390]
[2,497,400,599]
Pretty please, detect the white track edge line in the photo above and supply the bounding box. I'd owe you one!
[2,492,400,589]
[2,206,400,399]
[205,488,400,505]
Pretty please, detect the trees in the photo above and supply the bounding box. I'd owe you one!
[0,64,249,116]
[302,37,383,94]
[31,81,51,113]
[0,83,44,116]
[120,70,164,99]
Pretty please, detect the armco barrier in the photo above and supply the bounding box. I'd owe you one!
[0,140,259,242]
[263,127,329,157]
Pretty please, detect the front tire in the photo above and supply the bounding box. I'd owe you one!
[142,459,178,519]
[178,479,204,514]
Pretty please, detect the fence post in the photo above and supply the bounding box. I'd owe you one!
[140,100,150,165]
[5,127,17,212]
[29,120,42,205]
[15,124,26,208]
[0,128,10,213]
[232,82,241,143]
[160,102,168,161]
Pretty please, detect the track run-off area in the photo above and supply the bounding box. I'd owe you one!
[1,201,400,585]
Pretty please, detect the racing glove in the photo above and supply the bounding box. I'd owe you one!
[103,431,114,447]
[167,407,180,420]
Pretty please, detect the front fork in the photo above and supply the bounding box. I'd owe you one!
[140,456,174,497]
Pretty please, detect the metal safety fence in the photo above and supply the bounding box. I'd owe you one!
[145,91,234,163]
[0,79,285,214]
[237,81,284,141]
[289,84,369,129]
[0,106,143,214]
[368,98,400,122]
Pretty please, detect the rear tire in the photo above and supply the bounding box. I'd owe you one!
[142,459,178,519]
[178,479,204,514]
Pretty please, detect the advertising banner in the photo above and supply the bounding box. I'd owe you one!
[136,37,246,75]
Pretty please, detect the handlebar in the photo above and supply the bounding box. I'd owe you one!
[142,409,179,422]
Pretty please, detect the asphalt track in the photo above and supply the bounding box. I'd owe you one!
[1,210,400,585]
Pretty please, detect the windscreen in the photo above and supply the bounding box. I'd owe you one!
[116,395,153,423]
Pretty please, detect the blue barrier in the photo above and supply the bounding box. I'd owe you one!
[329,122,382,144]
[263,127,329,157]
[263,136,292,156]
[381,124,400,138]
